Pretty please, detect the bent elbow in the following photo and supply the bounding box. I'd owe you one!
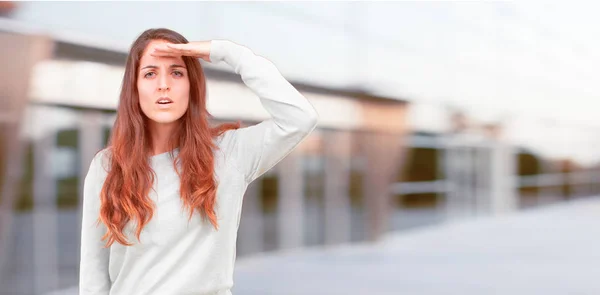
[299,108,319,134]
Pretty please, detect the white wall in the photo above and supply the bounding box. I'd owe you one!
[27,60,363,131]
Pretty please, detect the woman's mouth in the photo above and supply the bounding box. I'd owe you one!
[156,97,173,105]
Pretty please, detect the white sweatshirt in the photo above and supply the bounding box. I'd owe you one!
[79,40,319,295]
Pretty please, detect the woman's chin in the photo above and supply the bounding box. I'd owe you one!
[148,114,183,125]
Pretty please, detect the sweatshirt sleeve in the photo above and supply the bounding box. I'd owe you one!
[79,152,111,294]
[210,40,319,183]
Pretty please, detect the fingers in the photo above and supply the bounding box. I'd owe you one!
[150,44,180,57]
[151,44,196,57]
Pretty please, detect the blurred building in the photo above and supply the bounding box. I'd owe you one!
[2,2,600,295]
[0,7,410,295]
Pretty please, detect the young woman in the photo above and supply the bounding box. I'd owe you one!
[79,28,318,294]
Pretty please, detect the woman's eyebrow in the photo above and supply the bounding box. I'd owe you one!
[140,64,186,71]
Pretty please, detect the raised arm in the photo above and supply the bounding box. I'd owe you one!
[153,40,319,183]
[79,152,111,294]
[209,40,319,182]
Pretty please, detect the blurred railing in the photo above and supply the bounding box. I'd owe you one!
[392,133,600,226]
[392,173,599,195]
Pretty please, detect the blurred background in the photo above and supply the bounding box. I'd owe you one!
[2,1,600,295]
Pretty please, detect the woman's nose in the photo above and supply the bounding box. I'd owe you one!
[158,74,170,91]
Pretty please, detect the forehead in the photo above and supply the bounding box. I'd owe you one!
[139,40,185,67]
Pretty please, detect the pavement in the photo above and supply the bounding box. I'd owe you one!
[43,197,600,295]
[231,197,600,295]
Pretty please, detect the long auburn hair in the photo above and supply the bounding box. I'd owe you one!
[98,28,240,247]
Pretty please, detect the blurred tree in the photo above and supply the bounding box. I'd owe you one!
[14,142,34,211]
[56,129,79,209]
[397,145,440,208]
[559,159,579,199]
[517,149,541,207]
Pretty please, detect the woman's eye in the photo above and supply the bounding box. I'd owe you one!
[173,71,184,77]
[144,72,155,78]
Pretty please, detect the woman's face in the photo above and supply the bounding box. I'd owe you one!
[137,40,190,126]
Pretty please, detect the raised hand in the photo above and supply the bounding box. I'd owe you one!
[151,41,212,62]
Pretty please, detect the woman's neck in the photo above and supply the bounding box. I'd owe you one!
[148,121,179,156]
